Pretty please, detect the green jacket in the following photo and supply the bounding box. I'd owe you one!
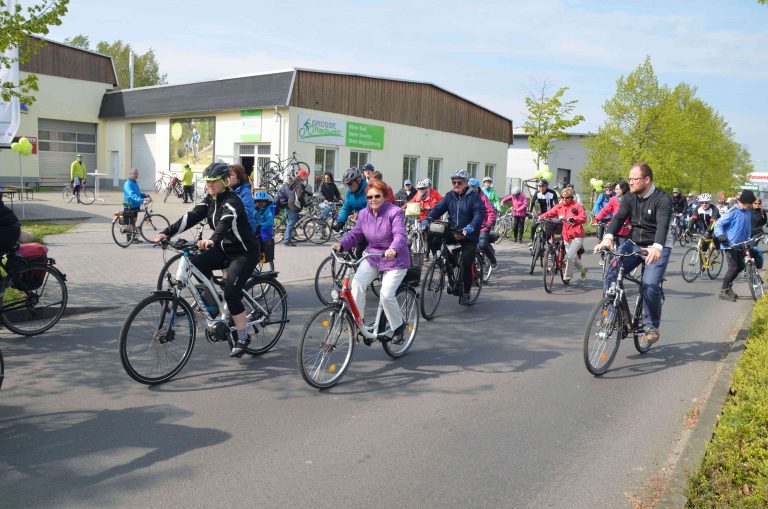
[182,166,193,186]
[70,160,86,181]
[482,187,501,210]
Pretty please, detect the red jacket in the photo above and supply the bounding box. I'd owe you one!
[479,191,496,232]
[540,201,586,242]
[595,196,631,237]
[408,188,443,221]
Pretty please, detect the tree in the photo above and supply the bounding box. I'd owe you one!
[63,34,167,88]
[1,0,69,105]
[522,84,585,170]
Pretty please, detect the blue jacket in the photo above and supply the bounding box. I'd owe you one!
[233,182,258,233]
[426,188,486,242]
[337,179,368,225]
[714,206,752,250]
[254,202,275,242]
[123,179,145,209]
[593,192,612,214]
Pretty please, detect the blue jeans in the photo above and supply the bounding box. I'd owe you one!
[603,240,671,330]
[284,209,300,243]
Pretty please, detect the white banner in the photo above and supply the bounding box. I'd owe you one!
[0,0,20,145]
[297,113,345,146]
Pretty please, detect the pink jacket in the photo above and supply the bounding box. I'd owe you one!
[479,191,496,232]
[501,193,527,217]
[595,196,631,237]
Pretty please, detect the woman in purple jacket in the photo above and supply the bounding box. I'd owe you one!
[332,180,410,342]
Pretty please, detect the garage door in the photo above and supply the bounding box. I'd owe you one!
[38,119,97,187]
[131,123,157,190]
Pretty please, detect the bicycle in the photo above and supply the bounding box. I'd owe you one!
[297,250,420,389]
[528,215,549,275]
[313,247,382,305]
[420,221,484,320]
[0,244,68,336]
[541,220,567,293]
[119,239,289,385]
[583,248,665,375]
[260,152,310,193]
[163,174,184,203]
[62,181,95,205]
[680,234,724,282]
[728,236,766,301]
[154,171,173,193]
[477,230,499,283]
[111,198,171,248]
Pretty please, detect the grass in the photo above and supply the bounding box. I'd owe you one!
[686,297,768,507]
[19,220,77,243]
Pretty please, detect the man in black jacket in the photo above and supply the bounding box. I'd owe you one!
[594,162,673,346]
[284,169,308,246]
[0,200,21,253]
[395,180,416,204]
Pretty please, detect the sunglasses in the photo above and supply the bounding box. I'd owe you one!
[366,194,382,200]
[451,180,465,185]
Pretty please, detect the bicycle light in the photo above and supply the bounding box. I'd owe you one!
[330,289,340,301]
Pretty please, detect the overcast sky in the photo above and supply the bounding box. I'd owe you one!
[46,0,768,170]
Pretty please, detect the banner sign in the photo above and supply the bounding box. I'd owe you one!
[0,1,20,145]
[346,121,384,150]
[298,113,384,150]
[240,109,262,142]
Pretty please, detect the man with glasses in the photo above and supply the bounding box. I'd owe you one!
[594,162,673,346]
[422,169,485,305]
[529,178,559,246]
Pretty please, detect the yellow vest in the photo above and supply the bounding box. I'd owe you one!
[182,167,193,186]
[70,160,86,180]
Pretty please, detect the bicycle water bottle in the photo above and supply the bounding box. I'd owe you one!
[195,284,219,317]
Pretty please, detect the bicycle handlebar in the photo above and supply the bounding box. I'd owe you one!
[330,249,384,266]
[597,247,647,259]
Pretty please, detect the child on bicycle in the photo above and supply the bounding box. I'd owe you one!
[539,187,587,283]
[715,189,755,302]
[254,190,276,271]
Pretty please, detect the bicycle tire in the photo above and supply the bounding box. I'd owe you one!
[305,218,331,244]
[296,161,311,175]
[119,294,196,385]
[680,247,702,283]
[748,264,765,301]
[273,217,286,243]
[314,255,344,305]
[0,264,68,336]
[583,296,622,376]
[0,348,4,390]
[242,277,288,355]
[529,235,542,275]
[481,252,493,283]
[465,253,483,305]
[634,327,653,354]
[297,305,355,389]
[382,286,419,358]
[420,258,445,320]
[163,186,173,203]
[370,274,381,297]
[62,186,73,203]
[679,232,690,247]
[293,216,310,243]
[156,252,198,306]
[79,188,95,205]
[154,178,164,193]
[140,214,170,243]
[706,249,724,280]
[543,247,556,293]
[111,219,134,248]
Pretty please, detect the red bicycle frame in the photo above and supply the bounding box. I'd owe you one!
[340,276,363,326]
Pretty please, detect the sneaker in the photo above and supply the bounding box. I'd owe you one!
[642,328,660,345]
[391,323,407,344]
[131,237,144,244]
[580,267,588,280]
[230,336,251,357]
[459,293,470,305]
[284,241,297,247]
[719,288,738,302]
[562,277,571,285]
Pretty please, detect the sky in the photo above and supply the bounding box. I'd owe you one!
[44,0,768,170]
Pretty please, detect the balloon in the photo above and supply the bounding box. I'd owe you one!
[20,144,32,156]
[543,170,553,181]
[542,164,550,174]
[589,178,597,186]
[534,169,543,179]
[10,142,20,152]
[19,137,29,145]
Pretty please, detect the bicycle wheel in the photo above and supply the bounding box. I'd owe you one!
[748,264,765,301]
[369,274,381,297]
[297,305,355,389]
[241,277,288,355]
[543,247,556,293]
[529,235,542,275]
[314,255,344,305]
[0,348,4,390]
[420,258,445,320]
[156,252,197,306]
[481,252,493,283]
[382,286,419,358]
[679,231,690,247]
[79,188,95,205]
[154,178,164,193]
[634,324,653,354]
[583,296,622,376]
[465,253,483,305]
[111,219,134,248]
[163,186,173,203]
[680,247,702,283]
[62,186,73,203]
[140,214,171,243]
[119,294,196,385]
[305,218,331,244]
[1,264,68,336]
[706,249,724,280]
[293,216,310,243]
[273,217,286,243]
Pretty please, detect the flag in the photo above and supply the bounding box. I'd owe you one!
[0,0,20,145]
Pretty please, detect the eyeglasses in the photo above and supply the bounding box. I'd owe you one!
[451,180,465,185]
[562,196,574,200]
[628,177,647,183]
[366,194,382,200]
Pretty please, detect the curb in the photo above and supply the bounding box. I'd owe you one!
[655,308,753,508]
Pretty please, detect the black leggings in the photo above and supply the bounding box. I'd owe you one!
[183,185,194,202]
[191,246,260,315]
[512,216,525,240]
[446,239,477,293]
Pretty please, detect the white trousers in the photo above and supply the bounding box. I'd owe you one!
[351,261,407,330]
[564,237,585,279]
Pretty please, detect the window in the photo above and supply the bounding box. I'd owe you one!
[38,129,95,154]
[484,164,496,181]
[403,156,418,183]
[256,144,271,175]
[467,162,478,179]
[315,147,337,189]
[427,158,441,187]
[350,151,370,170]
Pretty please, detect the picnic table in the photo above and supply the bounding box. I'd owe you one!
[0,188,17,210]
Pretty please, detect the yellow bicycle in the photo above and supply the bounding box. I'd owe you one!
[681,234,724,282]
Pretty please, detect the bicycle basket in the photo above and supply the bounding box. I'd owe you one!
[405,202,422,217]
[428,222,446,235]
[402,251,424,287]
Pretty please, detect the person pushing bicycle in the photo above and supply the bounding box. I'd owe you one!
[123,168,149,244]
[154,162,261,357]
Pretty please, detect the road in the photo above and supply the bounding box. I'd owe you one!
[0,202,753,508]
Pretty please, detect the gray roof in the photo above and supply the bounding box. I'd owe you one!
[99,71,294,118]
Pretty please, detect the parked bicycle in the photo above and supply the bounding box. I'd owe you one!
[62,181,95,205]
[297,250,420,389]
[163,174,184,203]
[583,248,664,375]
[680,234,724,282]
[111,198,170,248]
[119,239,289,385]
[154,171,173,193]
[260,152,310,193]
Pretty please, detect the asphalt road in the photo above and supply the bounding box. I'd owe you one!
[0,236,753,508]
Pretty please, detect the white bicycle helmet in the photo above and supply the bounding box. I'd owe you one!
[416,179,428,189]
[423,178,432,188]
[699,193,712,202]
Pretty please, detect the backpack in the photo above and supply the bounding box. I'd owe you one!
[9,243,49,291]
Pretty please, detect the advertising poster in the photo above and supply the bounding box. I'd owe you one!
[170,116,215,171]
[240,109,262,142]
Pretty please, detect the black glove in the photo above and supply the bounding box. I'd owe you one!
[332,222,343,233]
[717,235,728,244]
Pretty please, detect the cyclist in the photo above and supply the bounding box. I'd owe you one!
[687,193,719,239]
[154,162,261,357]
[592,182,614,215]
[406,179,442,221]
[333,167,368,233]
[529,178,559,245]
[70,153,87,200]
[228,164,258,233]
[371,171,396,204]
[685,192,698,221]
[594,181,631,246]
[362,163,375,183]
[469,178,497,269]
[332,179,409,343]
[481,176,501,210]
[181,163,194,203]
[564,183,583,205]
[284,168,308,246]
[254,190,276,271]
[539,187,587,282]
[751,196,766,273]
[318,172,342,221]
[123,168,149,243]
[395,179,416,204]
[500,187,528,243]
[422,169,485,305]
[594,162,673,346]
[715,190,755,302]
[0,199,20,254]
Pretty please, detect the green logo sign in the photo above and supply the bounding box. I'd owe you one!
[240,109,262,142]
[299,118,344,140]
[346,121,384,150]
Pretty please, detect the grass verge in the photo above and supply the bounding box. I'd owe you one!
[20,220,77,243]
[686,298,768,507]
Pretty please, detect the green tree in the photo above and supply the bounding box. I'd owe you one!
[0,0,69,105]
[63,34,167,88]
[522,84,585,170]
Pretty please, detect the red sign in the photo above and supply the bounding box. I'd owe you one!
[749,174,768,181]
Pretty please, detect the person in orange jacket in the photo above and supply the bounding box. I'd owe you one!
[407,178,443,222]
[539,187,587,282]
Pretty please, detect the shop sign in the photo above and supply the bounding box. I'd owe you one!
[298,113,384,150]
[346,121,384,150]
[240,109,262,142]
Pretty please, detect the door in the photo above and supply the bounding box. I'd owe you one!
[111,151,119,187]
[38,119,97,186]
[131,123,157,190]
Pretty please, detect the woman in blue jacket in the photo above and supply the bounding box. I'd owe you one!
[228,164,258,233]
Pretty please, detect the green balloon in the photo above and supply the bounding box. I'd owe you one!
[10,142,20,152]
[21,145,32,156]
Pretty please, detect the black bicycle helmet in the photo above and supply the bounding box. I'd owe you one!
[343,167,363,185]
[202,162,230,182]
[537,178,549,186]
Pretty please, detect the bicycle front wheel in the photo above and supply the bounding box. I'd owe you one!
[680,247,702,283]
[1,264,68,336]
[420,259,445,320]
[706,249,724,280]
[465,253,483,305]
[748,264,765,301]
[62,186,73,203]
[382,286,419,358]
[119,294,196,385]
[583,297,622,376]
[543,248,556,293]
[79,188,95,205]
[241,277,288,355]
[305,218,331,244]
[314,255,344,305]
[156,252,197,306]
[273,217,286,243]
[529,236,542,275]
[297,305,355,389]
[111,219,134,248]
[140,214,170,243]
